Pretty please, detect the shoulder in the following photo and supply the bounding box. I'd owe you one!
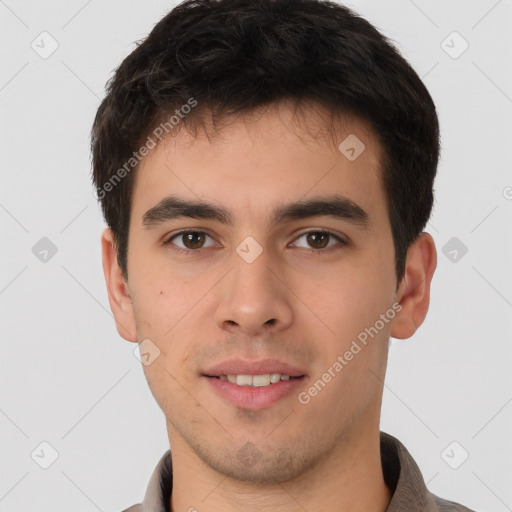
[431,493,478,512]
[121,505,142,512]
[380,432,478,512]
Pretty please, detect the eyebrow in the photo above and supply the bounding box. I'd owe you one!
[141,194,373,231]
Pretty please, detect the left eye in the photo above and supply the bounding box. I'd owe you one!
[292,231,345,250]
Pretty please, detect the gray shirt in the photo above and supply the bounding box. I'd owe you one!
[122,431,476,511]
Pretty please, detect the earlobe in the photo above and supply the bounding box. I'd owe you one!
[101,228,138,342]
[390,232,437,340]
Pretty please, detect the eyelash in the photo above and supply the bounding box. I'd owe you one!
[163,229,348,256]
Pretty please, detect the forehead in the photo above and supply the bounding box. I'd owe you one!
[130,101,388,229]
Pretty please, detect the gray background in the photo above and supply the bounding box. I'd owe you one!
[1,0,511,510]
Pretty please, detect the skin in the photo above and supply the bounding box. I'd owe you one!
[101,100,437,512]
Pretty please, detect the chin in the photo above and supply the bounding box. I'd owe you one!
[197,439,328,485]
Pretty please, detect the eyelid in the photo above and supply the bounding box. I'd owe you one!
[164,228,217,248]
[290,228,349,246]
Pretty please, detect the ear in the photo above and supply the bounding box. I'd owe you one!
[391,232,437,340]
[101,227,138,342]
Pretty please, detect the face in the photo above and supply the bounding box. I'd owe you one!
[108,102,410,483]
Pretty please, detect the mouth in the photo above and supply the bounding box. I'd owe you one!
[202,359,307,410]
[205,373,305,388]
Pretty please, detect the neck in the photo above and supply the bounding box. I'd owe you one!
[168,422,392,512]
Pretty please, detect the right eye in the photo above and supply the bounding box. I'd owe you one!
[163,230,218,254]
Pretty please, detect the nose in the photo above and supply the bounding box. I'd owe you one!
[214,245,294,337]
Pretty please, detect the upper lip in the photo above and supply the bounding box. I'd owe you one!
[203,358,306,377]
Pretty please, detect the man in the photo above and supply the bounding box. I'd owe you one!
[91,0,477,510]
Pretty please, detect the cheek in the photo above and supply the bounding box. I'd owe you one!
[130,277,182,341]
[308,273,395,385]
[131,272,212,370]
[310,267,385,329]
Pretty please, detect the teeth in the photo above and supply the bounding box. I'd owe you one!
[220,373,294,387]
[236,375,253,386]
[252,374,271,387]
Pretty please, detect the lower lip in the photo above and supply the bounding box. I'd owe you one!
[204,376,306,410]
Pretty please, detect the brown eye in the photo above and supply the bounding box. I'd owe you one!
[181,232,206,249]
[165,230,216,253]
[306,232,330,249]
[292,230,347,252]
